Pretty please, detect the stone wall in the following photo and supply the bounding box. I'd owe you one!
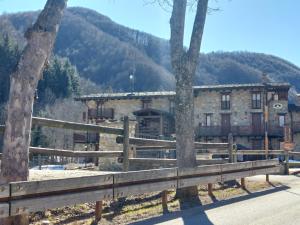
[86,97,173,120]
[82,86,291,151]
[99,120,136,152]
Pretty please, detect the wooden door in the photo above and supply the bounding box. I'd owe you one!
[221,114,231,135]
[252,113,263,135]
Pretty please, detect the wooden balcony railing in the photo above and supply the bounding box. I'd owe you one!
[88,108,114,120]
[73,132,99,144]
[197,125,270,137]
[268,125,284,137]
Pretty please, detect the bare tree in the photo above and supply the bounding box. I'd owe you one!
[0,0,67,224]
[170,0,208,198]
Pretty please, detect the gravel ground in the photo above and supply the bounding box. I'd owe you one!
[29,169,119,181]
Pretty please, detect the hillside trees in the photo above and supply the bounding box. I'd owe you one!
[0,35,80,108]
[0,35,20,104]
[169,0,208,198]
[0,0,67,224]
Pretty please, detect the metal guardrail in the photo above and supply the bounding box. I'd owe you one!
[0,159,280,218]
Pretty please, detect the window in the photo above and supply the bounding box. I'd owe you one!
[142,99,152,109]
[252,92,261,109]
[277,91,288,100]
[279,115,285,127]
[221,94,230,110]
[205,114,212,126]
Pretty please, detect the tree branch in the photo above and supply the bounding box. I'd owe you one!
[170,0,187,68]
[187,0,208,67]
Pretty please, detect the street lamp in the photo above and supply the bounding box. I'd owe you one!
[129,74,135,93]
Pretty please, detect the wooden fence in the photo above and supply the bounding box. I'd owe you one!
[0,117,232,170]
[0,159,280,218]
[0,116,294,221]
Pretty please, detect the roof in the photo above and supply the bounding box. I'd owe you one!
[133,108,174,117]
[75,91,175,101]
[193,82,290,91]
[75,82,291,101]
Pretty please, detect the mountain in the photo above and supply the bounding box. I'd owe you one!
[1,7,300,93]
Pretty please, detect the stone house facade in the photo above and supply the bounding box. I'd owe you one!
[74,82,300,153]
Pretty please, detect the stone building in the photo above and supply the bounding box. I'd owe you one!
[74,82,300,153]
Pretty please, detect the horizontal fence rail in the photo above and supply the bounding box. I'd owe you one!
[0,159,280,218]
[29,147,123,158]
[116,136,229,150]
[0,147,123,159]
[0,117,123,135]
[235,150,285,155]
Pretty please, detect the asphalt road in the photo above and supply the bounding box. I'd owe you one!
[132,174,300,225]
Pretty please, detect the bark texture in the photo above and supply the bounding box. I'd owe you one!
[0,0,67,224]
[170,0,208,197]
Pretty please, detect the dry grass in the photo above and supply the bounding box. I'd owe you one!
[30,179,281,225]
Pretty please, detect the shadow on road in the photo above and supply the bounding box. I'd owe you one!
[203,184,289,211]
[130,185,289,225]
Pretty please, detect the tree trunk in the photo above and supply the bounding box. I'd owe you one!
[175,59,198,198]
[0,0,67,224]
[170,0,208,198]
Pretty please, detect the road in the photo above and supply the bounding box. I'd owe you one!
[132,174,300,225]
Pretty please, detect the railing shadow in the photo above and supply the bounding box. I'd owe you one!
[130,184,289,225]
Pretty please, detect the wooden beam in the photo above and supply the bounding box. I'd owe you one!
[10,189,112,216]
[0,204,9,218]
[290,152,300,156]
[128,158,228,168]
[29,147,122,158]
[114,168,177,184]
[208,183,213,196]
[95,201,103,222]
[123,116,130,172]
[241,178,246,189]
[114,180,177,198]
[221,166,279,182]
[161,190,168,210]
[32,117,123,135]
[10,174,113,197]
[235,150,284,155]
[178,164,222,177]
[116,136,228,149]
[0,159,280,218]
[0,185,9,199]
[178,175,221,189]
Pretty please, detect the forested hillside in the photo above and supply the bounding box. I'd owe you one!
[1,7,300,93]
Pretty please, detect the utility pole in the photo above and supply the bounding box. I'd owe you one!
[263,84,269,182]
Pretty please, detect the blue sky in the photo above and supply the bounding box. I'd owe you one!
[0,0,299,66]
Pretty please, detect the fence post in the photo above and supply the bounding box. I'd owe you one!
[233,144,238,163]
[228,133,233,163]
[38,154,42,170]
[161,190,168,211]
[123,116,130,172]
[241,177,246,189]
[208,183,213,196]
[131,146,137,158]
[95,200,103,222]
[285,151,290,175]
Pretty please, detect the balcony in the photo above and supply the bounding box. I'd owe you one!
[88,108,114,120]
[196,125,264,137]
[268,125,284,137]
[73,132,99,144]
[197,125,284,137]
